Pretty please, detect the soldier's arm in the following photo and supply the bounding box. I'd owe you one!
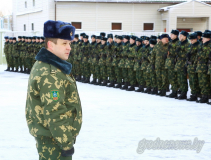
[39,74,74,151]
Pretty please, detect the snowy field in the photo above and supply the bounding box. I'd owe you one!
[0,64,211,160]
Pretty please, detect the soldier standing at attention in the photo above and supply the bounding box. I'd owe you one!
[4,36,10,71]
[186,33,201,101]
[174,31,190,99]
[26,37,33,74]
[73,35,81,81]
[8,37,14,71]
[25,20,82,159]
[12,37,19,72]
[89,35,97,84]
[195,31,203,44]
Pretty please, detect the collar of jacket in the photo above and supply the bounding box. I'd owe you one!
[171,38,179,43]
[135,45,142,51]
[35,47,72,75]
[180,39,188,45]
[83,41,89,45]
[123,41,129,46]
[203,40,211,46]
[130,42,136,47]
[117,42,122,46]
[144,44,150,48]
[192,41,200,46]
[91,41,96,45]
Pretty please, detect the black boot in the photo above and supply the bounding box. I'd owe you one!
[160,89,166,97]
[156,90,162,95]
[144,87,151,94]
[197,95,208,103]
[5,67,10,71]
[151,87,158,95]
[107,81,114,87]
[94,79,102,85]
[14,67,19,72]
[135,85,144,92]
[81,76,85,82]
[20,67,23,73]
[83,77,90,83]
[126,85,135,91]
[23,68,27,73]
[100,80,107,86]
[166,90,177,98]
[76,75,81,81]
[10,67,14,72]
[177,92,187,100]
[27,69,31,74]
[177,89,182,94]
[121,82,129,90]
[89,78,96,84]
[187,94,197,101]
[114,83,122,88]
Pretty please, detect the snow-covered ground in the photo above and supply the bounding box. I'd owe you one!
[0,64,210,160]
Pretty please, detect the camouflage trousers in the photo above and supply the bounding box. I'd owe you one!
[73,60,81,76]
[8,55,14,68]
[177,71,188,92]
[19,57,25,69]
[115,66,122,83]
[90,64,97,79]
[95,65,102,80]
[150,70,157,88]
[80,63,84,77]
[82,62,91,78]
[198,73,210,95]
[100,65,107,80]
[13,57,20,68]
[31,58,36,69]
[5,54,9,67]
[136,70,145,86]
[107,66,115,81]
[143,69,151,87]
[122,68,128,82]
[25,58,32,69]
[127,68,136,85]
[167,69,178,91]
[35,136,72,160]
[188,72,200,95]
[155,69,168,90]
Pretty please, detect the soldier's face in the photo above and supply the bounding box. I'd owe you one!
[32,39,35,42]
[190,39,197,44]
[130,39,135,44]
[123,39,128,43]
[91,37,96,43]
[40,39,43,43]
[80,36,83,40]
[22,38,24,41]
[197,36,201,40]
[179,34,186,41]
[101,40,106,45]
[117,39,121,43]
[170,34,177,40]
[202,37,210,44]
[144,40,149,46]
[108,38,113,43]
[28,39,31,42]
[161,38,169,44]
[25,39,27,42]
[5,39,9,42]
[49,38,71,61]
[13,40,16,43]
[136,41,140,46]
[18,38,21,41]
[150,44,155,48]
[84,38,88,43]
[36,39,39,43]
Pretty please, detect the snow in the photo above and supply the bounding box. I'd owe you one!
[0,64,211,160]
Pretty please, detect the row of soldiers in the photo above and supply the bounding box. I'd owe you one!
[4,36,45,74]
[67,30,211,104]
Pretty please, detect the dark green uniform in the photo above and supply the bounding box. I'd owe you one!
[20,41,27,72]
[89,41,97,83]
[4,40,10,70]
[99,43,108,85]
[8,41,14,70]
[12,41,20,71]
[81,41,91,82]
[93,42,102,84]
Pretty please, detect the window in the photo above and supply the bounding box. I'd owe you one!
[25,1,27,8]
[143,23,154,31]
[33,0,35,6]
[24,24,26,31]
[111,23,122,30]
[72,22,82,29]
[31,23,34,31]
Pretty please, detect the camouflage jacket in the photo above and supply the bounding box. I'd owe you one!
[106,42,115,67]
[140,44,150,70]
[20,42,26,58]
[26,42,33,58]
[125,43,136,68]
[25,48,82,151]
[194,40,211,74]
[88,41,96,64]
[151,41,169,70]
[134,45,143,71]
[146,46,155,73]
[73,41,80,61]
[12,42,19,58]
[99,44,108,66]
[174,39,190,72]
[186,41,200,74]
[165,38,180,69]
[4,41,9,56]
[112,42,123,67]
[81,41,90,64]
[8,42,13,56]
[77,41,84,61]
[118,41,130,68]
[92,42,101,65]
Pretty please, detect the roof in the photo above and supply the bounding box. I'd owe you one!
[55,0,211,4]
[158,0,211,11]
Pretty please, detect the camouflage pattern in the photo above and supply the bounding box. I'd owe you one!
[165,38,180,91]
[89,41,97,79]
[99,44,108,80]
[12,41,20,69]
[4,41,10,67]
[135,45,145,86]
[25,42,33,69]
[93,42,102,80]
[8,42,14,68]
[81,41,91,78]
[20,41,27,69]
[72,41,81,76]
[106,42,115,81]
[175,39,190,92]
[26,49,82,159]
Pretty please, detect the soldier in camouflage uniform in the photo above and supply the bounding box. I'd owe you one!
[151,34,169,96]
[195,31,203,44]
[21,36,28,73]
[81,35,91,83]
[31,36,37,68]
[120,35,130,90]
[185,33,201,101]
[4,36,10,71]
[106,34,116,87]
[165,30,180,98]
[195,31,211,103]
[141,36,151,93]
[26,37,33,74]
[77,33,85,82]
[12,37,21,72]
[147,39,157,94]
[113,36,123,88]
[125,35,137,91]
[89,35,97,84]
[25,20,82,160]
[8,37,14,71]
[174,31,190,99]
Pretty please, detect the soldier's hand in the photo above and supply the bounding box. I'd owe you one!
[61,147,74,157]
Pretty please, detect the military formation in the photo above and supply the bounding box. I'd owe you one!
[4,36,45,74]
[4,30,211,104]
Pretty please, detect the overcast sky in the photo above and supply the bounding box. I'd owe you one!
[0,0,13,16]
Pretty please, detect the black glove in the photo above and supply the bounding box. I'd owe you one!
[61,147,74,157]
[152,64,155,70]
[184,65,187,74]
